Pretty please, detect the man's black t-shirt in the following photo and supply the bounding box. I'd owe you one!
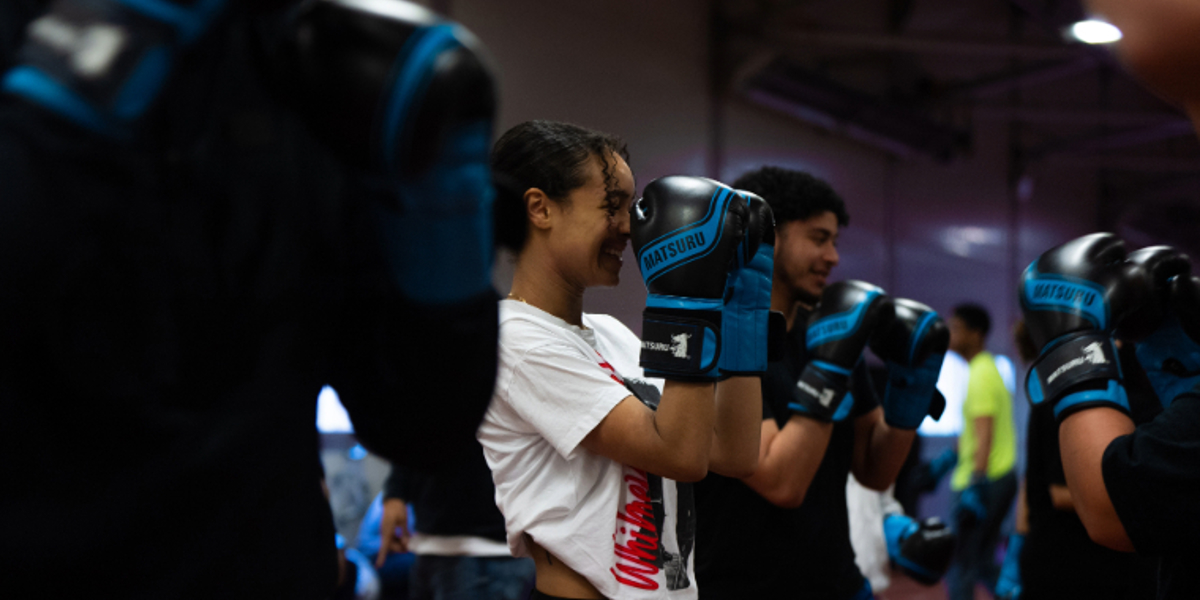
[695,311,879,599]
[1103,382,1200,600]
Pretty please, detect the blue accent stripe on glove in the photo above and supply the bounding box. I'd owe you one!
[637,187,736,285]
[380,24,462,172]
[1021,266,1110,330]
[806,289,883,349]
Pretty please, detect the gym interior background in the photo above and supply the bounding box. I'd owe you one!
[318,0,1198,595]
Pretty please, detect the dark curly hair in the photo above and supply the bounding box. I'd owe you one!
[731,166,848,228]
[953,303,992,338]
[491,120,630,252]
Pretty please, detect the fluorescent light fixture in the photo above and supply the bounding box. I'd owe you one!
[1070,19,1122,44]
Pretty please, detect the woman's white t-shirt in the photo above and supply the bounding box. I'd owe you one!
[478,299,697,599]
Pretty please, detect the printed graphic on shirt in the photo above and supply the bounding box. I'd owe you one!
[613,466,696,592]
[610,376,696,592]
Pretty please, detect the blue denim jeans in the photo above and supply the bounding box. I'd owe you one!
[409,555,535,600]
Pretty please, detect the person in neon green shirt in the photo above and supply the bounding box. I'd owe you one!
[945,304,1018,600]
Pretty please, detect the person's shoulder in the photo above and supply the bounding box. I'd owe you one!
[582,313,638,341]
[970,351,1004,378]
[500,310,586,362]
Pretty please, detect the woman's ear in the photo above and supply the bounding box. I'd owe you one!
[526,188,554,230]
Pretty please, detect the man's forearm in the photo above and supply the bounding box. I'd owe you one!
[1059,408,1135,551]
[973,416,993,475]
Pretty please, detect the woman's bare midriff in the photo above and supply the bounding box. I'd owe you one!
[526,533,607,599]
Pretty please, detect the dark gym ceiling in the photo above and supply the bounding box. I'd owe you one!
[714,0,1200,254]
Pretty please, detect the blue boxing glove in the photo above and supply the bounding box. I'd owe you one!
[789,281,894,421]
[4,0,230,138]
[884,514,954,585]
[278,0,498,305]
[632,177,748,381]
[869,298,950,429]
[995,532,1024,600]
[955,474,989,524]
[719,190,786,376]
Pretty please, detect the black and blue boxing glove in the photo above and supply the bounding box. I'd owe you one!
[278,0,497,305]
[3,0,231,138]
[884,513,954,586]
[790,280,893,421]
[1020,233,1167,421]
[1125,247,1200,408]
[718,190,786,376]
[869,298,949,429]
[632,176,748,381]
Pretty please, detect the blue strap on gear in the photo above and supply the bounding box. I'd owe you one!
[788,362,855,421]
[995,533,1024,600]
[2,0,227,138]
[719,242,774,375]
[882,352,945,429]
[1026,331,1128,420]
[1134,314,1200,409]
[376,119,495,304]
[640,295,723,380]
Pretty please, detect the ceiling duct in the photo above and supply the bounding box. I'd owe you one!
[736,56,968,161]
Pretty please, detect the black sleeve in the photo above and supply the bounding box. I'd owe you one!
[383,466,407,501]
[850,361,880,418]
[326,182,498,472]
[761,362,793,428]
[1102,394,1200,556]
[329,289,498,472]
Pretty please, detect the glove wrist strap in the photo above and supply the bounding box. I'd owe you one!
[788,361,850,421]
[1027,331,1129,420]
[640,295,722,381]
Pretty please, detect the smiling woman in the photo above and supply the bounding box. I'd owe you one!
[478,120,765,600]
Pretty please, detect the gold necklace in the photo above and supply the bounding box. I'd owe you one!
[506,292,589,330]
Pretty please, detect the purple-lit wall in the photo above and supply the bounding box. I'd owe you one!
[456,0,1103,353]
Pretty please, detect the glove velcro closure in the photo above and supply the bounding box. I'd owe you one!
[787,361,850,421]
[1026,331,1127,420]
[640,297,722,381]
[3,0,229,136]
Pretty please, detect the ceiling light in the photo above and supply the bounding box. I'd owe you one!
[1069,19,1123,44]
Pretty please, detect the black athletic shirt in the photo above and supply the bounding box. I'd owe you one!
[1103,378,1200,600]
[385,442,507,543]
[1020,344,1159,600]
[694,309,879,599]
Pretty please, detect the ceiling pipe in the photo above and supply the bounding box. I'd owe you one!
[762,29,1088,61]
